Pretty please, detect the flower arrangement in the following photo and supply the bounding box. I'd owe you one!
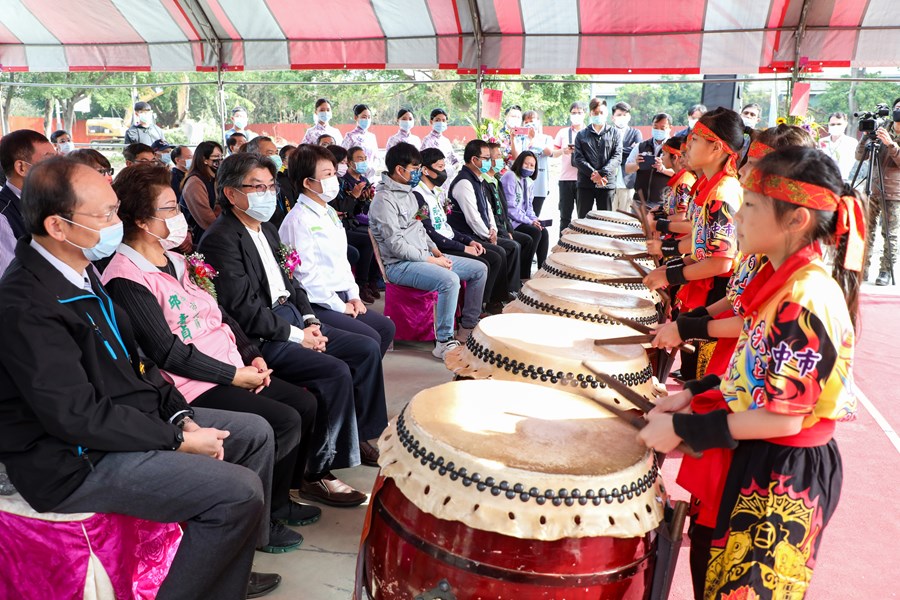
[278,243,302,279]
[775,114,822,142]
[185,253,218,299]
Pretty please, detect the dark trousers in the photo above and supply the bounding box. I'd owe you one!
[262,303,387,470]
[313,303,396,357]
[688,520,714,600]
[576,186,615,217]
[532,195,546,218]
[193,378,316,510]
[558,180,578,232]
[509,230,534,280]
[346,226,377,284]
[447,244,506,303]
[494,234,523,292]
[53,407,272,600]
[514,222,550,275]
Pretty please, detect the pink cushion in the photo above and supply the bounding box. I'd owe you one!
[0,506,181,599]
[383,283,438,342]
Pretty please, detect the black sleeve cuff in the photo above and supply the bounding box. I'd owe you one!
[661,239,681,257]
[655,219,671,234]
[684,373,722,396]
[666,263,688,286]
[672,410,737,452]
[684,306,710,319]
[677,315,713,341]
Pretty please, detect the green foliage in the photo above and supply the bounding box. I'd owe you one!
[813,73,900,123]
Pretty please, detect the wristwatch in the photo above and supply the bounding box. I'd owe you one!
[172,429,185,451]
[303,317,322,328]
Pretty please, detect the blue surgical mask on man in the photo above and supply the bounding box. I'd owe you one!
[652,129,669,142]
[589,114,605,126]
[61,219,124,261]
[269,155,283,171]
[355,161,368,174]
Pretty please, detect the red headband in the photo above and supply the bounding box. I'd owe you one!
[747,140,775,159]
[662,145,682,158]
[743,170,866,272]
[691,121,739,177]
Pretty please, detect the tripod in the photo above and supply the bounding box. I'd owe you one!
[851,136,895,285]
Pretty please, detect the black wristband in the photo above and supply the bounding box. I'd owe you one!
[666,263,688,286]
[672,410,737,452]
[677,315,713,341]
[655,219,671,234]
[661,238,680,257]
[684,373,722,396]
[684,306,710,319]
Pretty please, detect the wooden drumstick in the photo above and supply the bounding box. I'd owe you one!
[596,310,695,354]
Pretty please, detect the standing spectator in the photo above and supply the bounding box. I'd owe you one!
[341,104,378,178]
[820,112,860,182]
[369,142,487,359]
[625,112,674,209]
[50,129,74,155]
[502,151,549,276]
[554,101,587,232]
[738,103,763,158]
[675,103,708,139]
[512,111,556,217]
[0,129,57,238]
[385,108,422,153]
[572,98,622,216]
[170,145,193,196]
[224,106,257,141]
[226,132,247,155]
[123,143,157,167]
[421,108,461,178]
[858,97,900,286]
[124,101,164,146]
[498,105,523,159]
[302,98,343,146]
[610,102,643,212]
[181,141,224,238]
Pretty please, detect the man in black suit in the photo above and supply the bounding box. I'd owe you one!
[199,153,387,507]
[0,129,59,238]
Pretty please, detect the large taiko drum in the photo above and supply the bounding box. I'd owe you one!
[563,218,647,241]
[445,313,657,408]
[504,278,659,328]
[534,252,661,304]
[552,234,651,268]
[586,209,643,228]
[360,380,664,599]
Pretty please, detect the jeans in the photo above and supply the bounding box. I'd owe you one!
[386,256,488,342]
[558,180,578,232]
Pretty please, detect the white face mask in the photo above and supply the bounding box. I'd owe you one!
[58,141,75,155]
[239,190,277,222]
[151,213,189,250]
[613,115,629,128]
[184,158,193,170]
[337,163,349,176]
[688,118,699,130]
[741,116,757,128]
[311,176,340,201]
[507,116,522,128]
[570,113,584,126]
[828,124,846,137]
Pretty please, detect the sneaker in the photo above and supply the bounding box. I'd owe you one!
[432,338,461,360]
[272,500,321,526]
[258,520,303,554]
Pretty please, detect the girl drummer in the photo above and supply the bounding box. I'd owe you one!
[640,146,865,599]
[642,108,745,380]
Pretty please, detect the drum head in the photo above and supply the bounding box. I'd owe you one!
[586,209,642,227]
[565,218,646,240]
[554,234,647,258]
[536,253,661,305]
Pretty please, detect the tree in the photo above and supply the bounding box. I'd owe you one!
[814,70,900,136]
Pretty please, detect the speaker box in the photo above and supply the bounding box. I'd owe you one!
[701,74,742,112]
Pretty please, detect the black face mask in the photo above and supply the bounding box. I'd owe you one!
[426,168,448,187]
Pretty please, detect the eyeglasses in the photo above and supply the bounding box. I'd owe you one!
[240,183,280,194]
[97,167,115,177]
[741,111,759,118]
[209,157,223,165]
[155,205,181,214]
[71,202,121,223]
[135,158,163,166]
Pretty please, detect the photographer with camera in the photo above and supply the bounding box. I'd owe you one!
[855,98,900,286]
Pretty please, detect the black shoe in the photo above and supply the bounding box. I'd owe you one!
[876,271,891,286]
[272,500,321,526]
[359,439,380,467]
[246,572,282,598]
[258,520,303,554]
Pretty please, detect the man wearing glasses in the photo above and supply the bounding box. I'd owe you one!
[0,129,59,240]
[123,143,160,168]
[739,103,763,159]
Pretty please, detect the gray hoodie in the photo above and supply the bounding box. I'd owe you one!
[369,173,437,265]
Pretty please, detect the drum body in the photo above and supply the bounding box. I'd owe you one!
[586,209,643,227]
[551,234,651,268]
[362,381,665,599]
[534,253,661,305]
[563,218,646,241]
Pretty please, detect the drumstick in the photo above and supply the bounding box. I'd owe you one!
[616,255,651,275]
[593,334,656,346]
[597,310,695,354]
[616,209,641,219]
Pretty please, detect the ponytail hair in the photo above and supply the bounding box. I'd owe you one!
[756,147,868,329]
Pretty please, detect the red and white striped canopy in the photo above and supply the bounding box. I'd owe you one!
[0,0,895,74]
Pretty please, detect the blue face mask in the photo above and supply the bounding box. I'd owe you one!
[493,158,505,171]
[433,121,448,134]
[399,119,414,132]
[269,155,283,171]
[355,161,368,174]
[521,168,535,178]
[358,118,371,130]
[589,114,605,126]
[477,157,490,174]
[405,167,422,187]
[651,128,669,142]
[317,110,332,123]
[61,219,124,261]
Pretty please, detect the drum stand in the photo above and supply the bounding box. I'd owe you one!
[851,137,895,285]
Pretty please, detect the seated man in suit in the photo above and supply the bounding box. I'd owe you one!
[199,153,388,506]
[0,129,59,238]
[0,157,280,600]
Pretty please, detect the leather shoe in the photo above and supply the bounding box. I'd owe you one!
[876,271,892,286]
[295,473,367,507]
[359,439,380,467]
[359,286,377,304]
[246,572,282,598]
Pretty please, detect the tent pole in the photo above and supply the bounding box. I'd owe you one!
[216,41,227,149]
[0,83,6,137]
[789,0,813,114]
[475,66,484,129]
[467,0,485,130]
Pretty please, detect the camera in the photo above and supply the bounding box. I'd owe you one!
[854,104,891,134]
